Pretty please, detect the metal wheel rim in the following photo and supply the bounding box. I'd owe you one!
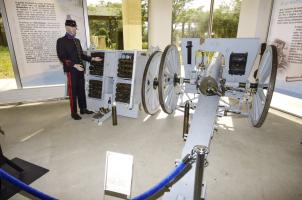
[141,51,162,115]
[158,44,181,114]
[249,45,278,127]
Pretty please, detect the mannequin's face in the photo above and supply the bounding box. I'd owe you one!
[66,26,77,36]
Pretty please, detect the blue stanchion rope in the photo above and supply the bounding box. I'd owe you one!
[131,162,188,200]
[0,169,57,200]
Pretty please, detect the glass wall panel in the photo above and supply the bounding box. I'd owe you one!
[87,0,148,50]
[212,0,241,38]
[172,0,211,46]
[172,0,242,46]
[0,12,17,91]
[87,0,123,49]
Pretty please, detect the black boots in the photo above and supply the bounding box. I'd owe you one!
[71,109,93,120]
[80,109,94,114]
[71,113,82,120]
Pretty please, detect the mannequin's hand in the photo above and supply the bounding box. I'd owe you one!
[92,57,102,62]
[74,64,84,71]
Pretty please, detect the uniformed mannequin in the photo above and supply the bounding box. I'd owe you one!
[56,17,101,120]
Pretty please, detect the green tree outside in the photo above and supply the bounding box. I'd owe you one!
[87,0,149,50]
[172,0,241,44]
[0,46,14,78]
[212,0,241,38]
[88,2,122,49]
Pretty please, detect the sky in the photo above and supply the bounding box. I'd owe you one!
[87,0,235,10]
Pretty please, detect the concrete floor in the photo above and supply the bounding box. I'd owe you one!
[0,100,301,200]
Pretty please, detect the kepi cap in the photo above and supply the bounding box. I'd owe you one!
[65,19,77,27]
[65,15,77,27]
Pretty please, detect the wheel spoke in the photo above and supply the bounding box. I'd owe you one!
[258,51,270,78]
[152,55,161,77]
[148,57,159,78]
[257,88,266,103]
[165,85,174,101]
[145,80,152,92]
[166,53,174,74]
[164,64,174,77]
[260,61,272,84]
[256,92,264,119]
[146,88,153,101]
[166,88,175,110]
[147,88,153,105]
[164,84,173,98]
[173,48,180,74]
[147,66,156,79]
[166,51,172,73]
[259,50,272,83]
[253,95,258,121]
[171,92,178,109]
[171,49,177,74]
[150,89,158,110]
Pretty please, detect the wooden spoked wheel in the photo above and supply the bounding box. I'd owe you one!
[248,45,278,127]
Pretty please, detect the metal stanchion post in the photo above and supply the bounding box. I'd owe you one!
[193,152,205,200]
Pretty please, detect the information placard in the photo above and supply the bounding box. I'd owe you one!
[4,0,88,87]
[267,0,302,98]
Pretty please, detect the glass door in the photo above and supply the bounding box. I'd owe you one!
[0,11,17,91]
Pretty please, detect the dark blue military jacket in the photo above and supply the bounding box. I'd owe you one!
[56,34,91,72]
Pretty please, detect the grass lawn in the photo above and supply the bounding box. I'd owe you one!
[0,46,14,79]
